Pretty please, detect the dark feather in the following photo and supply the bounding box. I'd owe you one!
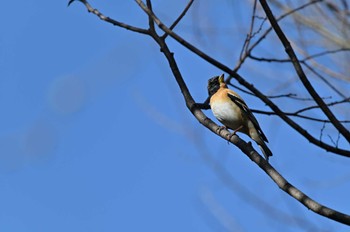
[207,76,220,97]
[227,93,268,142]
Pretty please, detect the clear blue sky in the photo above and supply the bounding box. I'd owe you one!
[1,1,349,231]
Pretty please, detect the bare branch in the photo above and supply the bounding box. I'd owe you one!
[249,47,350,65]
[238,0,323,68]
[162,0,194,40]
[258,0,350,143]
[248,53,348,98]
[251,108,350,123]
[294,97,350,114]
[194,138,324,231]
[68,0,149,34]
[302,48,350,61]
[70,0,350,225]
[133,0,350,225]
[134,0,350,157]
[302,57,348,99]
[270,0,349,48]
[238,0,259,63]
[146,0,155,32]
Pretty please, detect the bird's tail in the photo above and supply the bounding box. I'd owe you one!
[258,141,273,161]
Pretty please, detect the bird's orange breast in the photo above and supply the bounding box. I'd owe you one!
[210,88,244,131]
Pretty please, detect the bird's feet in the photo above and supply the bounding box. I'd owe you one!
[226,132,235,142]
[232,125,243,135]
[216,125,227,134]
[216,126,232,143]
[226,125,243,141]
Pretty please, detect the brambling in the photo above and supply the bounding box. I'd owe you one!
[208,74,272,160]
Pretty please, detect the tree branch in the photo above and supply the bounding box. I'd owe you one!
[69,0,350,225]
[294,97,350,115]
[155,32,350,226]
[258,0,350,143]
[146,0,156,32]
[251,108,350,124]
[133,0,350,157]
[68,0,149,34]
[134,0,350,225]
[161,0,194,40]
[237,0,323,69]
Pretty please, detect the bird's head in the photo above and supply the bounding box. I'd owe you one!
[207,74,225,97]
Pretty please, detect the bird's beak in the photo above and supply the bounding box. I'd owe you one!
[218,74,225,83]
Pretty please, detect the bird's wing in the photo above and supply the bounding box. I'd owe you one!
[227,92,268,142]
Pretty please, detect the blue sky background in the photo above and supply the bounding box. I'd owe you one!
[1,0,349,231]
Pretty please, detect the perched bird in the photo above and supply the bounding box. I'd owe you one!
[208,74,272,160]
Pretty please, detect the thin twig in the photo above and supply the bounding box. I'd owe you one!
[294,97,350,114]
[249,54,290,62]
[162,0,194,40]
[68,0,149,34]
[302,48,350,61]
[251,108,350,123]
[248,48,350,63]
[302,61,347,98]
[239,0,258,62]
[239,0,323,67]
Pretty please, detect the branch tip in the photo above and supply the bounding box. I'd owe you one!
[68,0,82,7]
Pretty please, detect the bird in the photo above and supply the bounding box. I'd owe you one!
[207,74,272,160]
